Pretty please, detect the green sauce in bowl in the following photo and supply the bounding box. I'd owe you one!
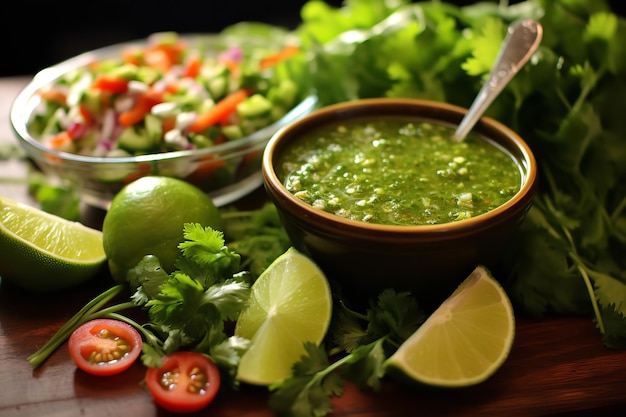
[277,117,521,226]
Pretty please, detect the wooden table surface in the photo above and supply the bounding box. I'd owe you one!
[1,77,625,417]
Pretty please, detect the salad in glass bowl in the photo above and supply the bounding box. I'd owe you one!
[11,24,316,209]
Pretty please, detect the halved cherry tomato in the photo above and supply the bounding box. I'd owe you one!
[145,351,221,413]
[68,318,142,376]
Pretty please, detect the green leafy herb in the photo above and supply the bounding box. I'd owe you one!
[296,0,626,349]
[0,142,25,160]
[268,289,425,417]
[27,170,80,221]
[220,202,292,278]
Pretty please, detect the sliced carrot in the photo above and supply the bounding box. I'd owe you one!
[92,75,129,94]
[189,89,250,133]
[87,61,102,72]
[165,82,180,94]
[118,90,164,127]
[218,57,240,78]
[259,45,300,69]
[48,131,72,149]
[122,47,143,66]
[38,88,67,104]
[161,116,177,133]
[122,162,152,184]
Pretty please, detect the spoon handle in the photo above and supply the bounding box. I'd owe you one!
[452,19,543,142]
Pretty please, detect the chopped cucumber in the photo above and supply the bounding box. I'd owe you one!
[268,79,298,107]
[237,94,272,119]
[118,126,157,154]
[222,124,243,140]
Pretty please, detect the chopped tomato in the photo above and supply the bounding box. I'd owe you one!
[79,104,94,127]
[145,351,221,414]
[183,54,202,78]
[143,41,185,72]
[68,318,142,376]
[92,75,129,94]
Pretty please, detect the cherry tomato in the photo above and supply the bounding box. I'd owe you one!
[145,351,221,413]
[68,318,142,376]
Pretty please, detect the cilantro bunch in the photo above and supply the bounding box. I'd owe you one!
[295,0,626,349]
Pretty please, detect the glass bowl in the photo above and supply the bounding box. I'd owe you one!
[10,32,317,209]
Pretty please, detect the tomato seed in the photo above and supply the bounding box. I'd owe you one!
[86,328,132,364]
[188,366,208,394]
[161,369,180,390]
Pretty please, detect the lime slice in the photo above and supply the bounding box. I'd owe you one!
[234,247,332,385]
[0,195,106,292]
[385,265,515,388]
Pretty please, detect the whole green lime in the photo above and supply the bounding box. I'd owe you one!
[102,176,223,283]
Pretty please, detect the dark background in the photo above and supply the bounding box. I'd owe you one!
[1,0,623,77]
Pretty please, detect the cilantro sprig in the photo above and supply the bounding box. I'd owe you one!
[268,290,426,417]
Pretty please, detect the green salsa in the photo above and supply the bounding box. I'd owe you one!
[277,117,522,226]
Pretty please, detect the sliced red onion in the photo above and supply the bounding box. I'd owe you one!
[101,109,116,141]
[114,95,135,113]
[128,80,149,93]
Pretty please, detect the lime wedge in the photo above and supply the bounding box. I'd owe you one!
[234,247,332,385]
[385,265,515,387]
[0,195,106,291]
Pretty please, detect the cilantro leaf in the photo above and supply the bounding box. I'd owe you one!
[365,289,425,346]
[461,18,506,76]
[340,338,387,390]
[268,342,344,417]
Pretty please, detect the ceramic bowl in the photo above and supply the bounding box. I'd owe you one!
[10,32,316,209]
[262,98,537,309]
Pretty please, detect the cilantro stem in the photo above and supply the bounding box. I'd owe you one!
[610,196,626,223]
[548,203,605,335]
[574,262,604,334]
[27,285,127,368]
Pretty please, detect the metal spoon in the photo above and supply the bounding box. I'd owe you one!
[452,19,543,142]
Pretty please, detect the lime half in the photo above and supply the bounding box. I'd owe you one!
[385,265,515,388]
[0,195,106,291]
[234,247,333,386]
